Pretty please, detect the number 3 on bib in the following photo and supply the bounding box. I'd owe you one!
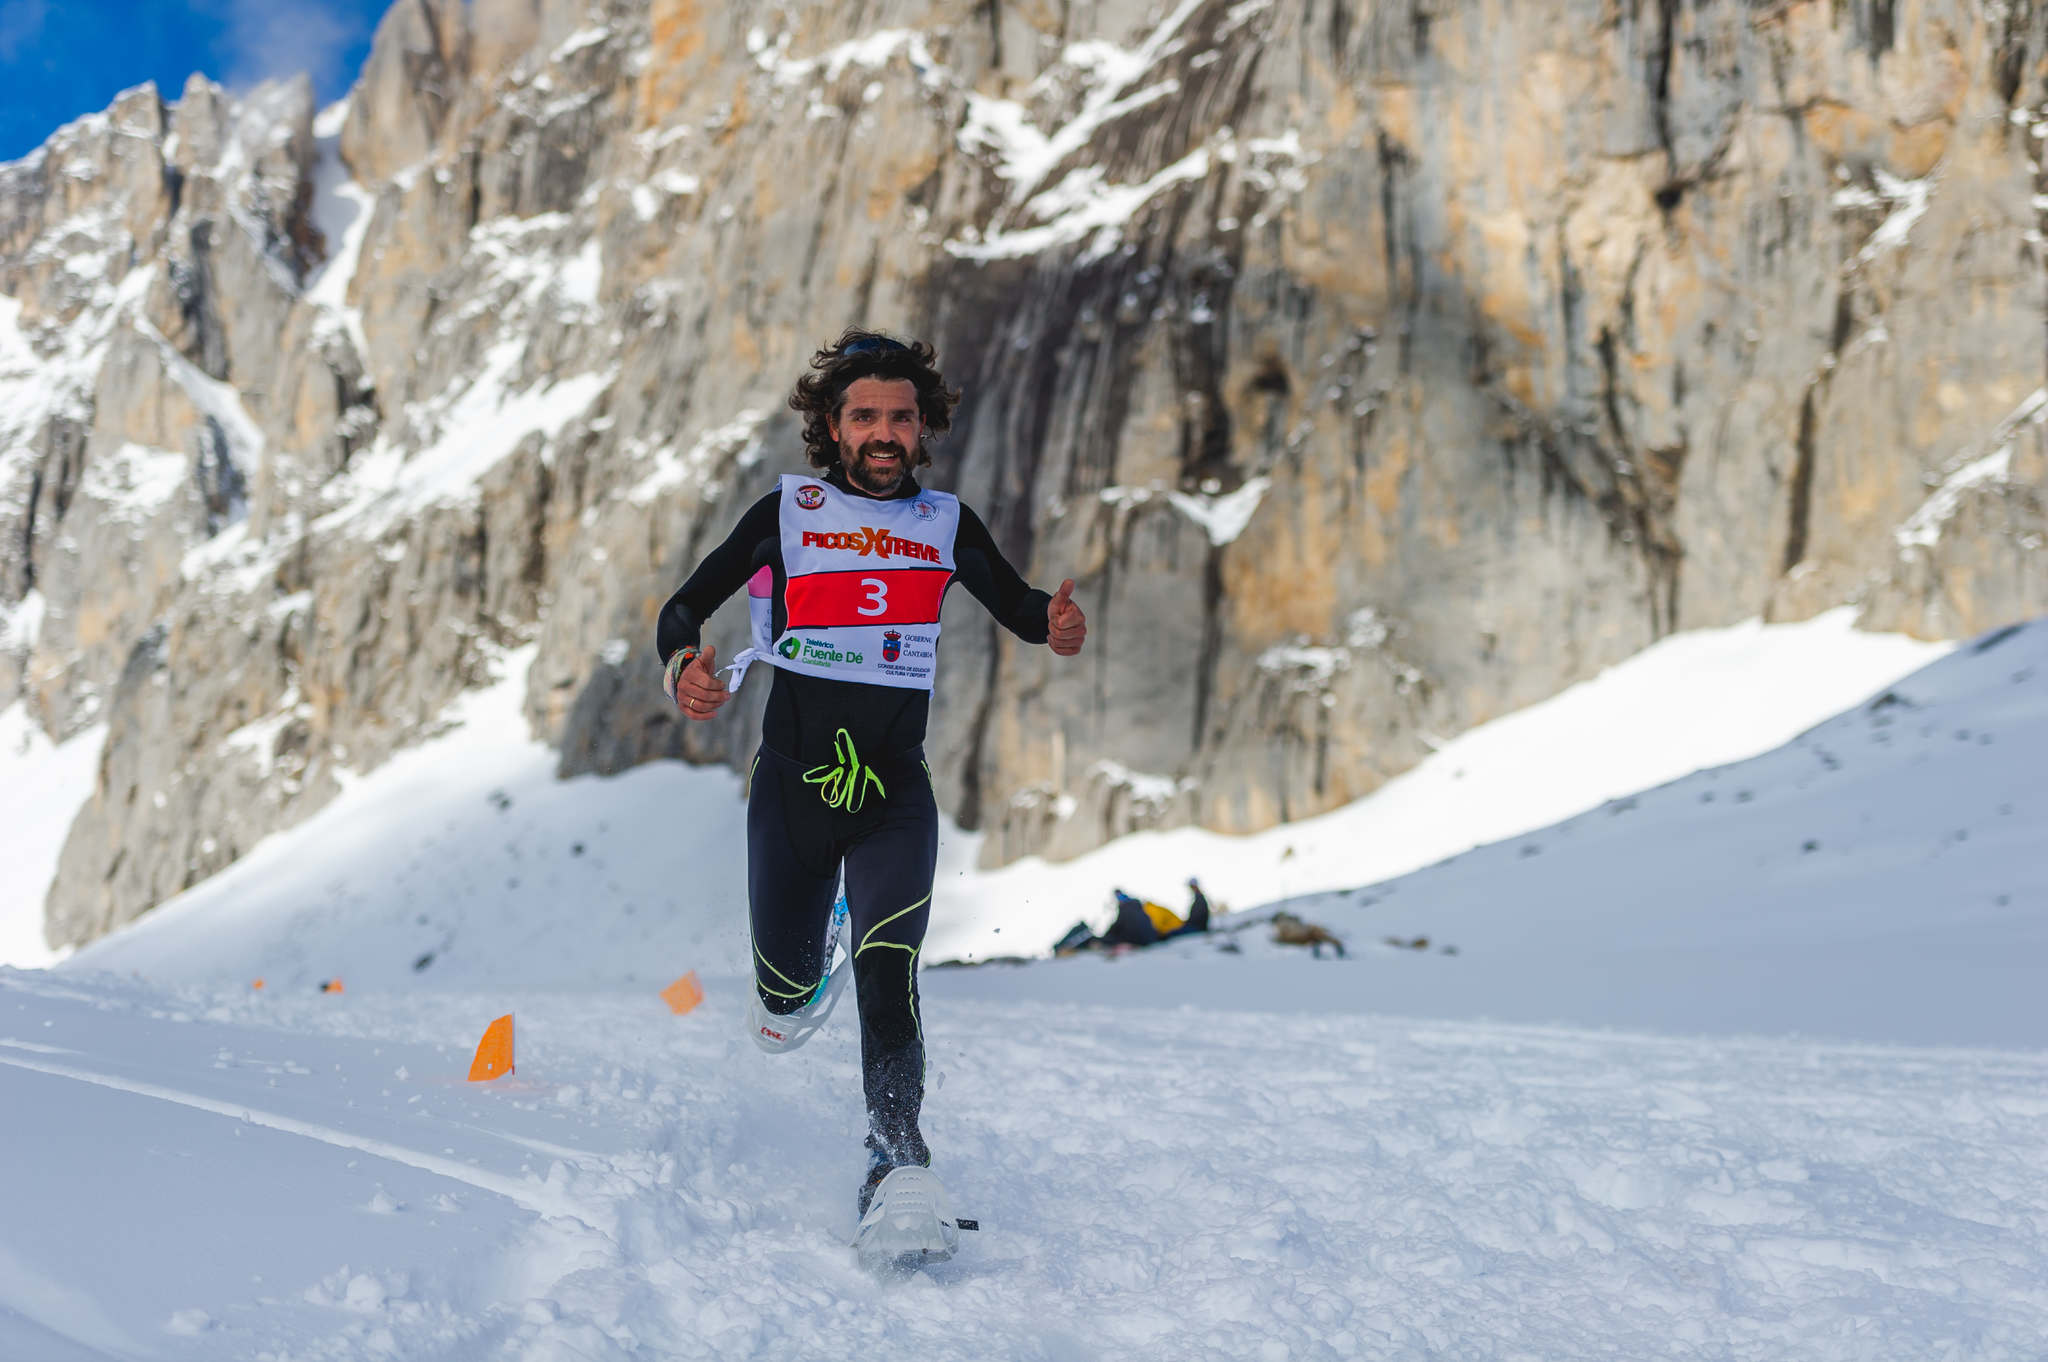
[858,578,889,616]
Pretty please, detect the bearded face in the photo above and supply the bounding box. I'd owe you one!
[841,435,909,494]
[830,376,923,496]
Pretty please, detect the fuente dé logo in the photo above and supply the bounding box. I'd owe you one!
[781,636,863,667]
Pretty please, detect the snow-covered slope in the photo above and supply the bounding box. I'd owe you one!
[8,613,2046,1359]
[925,608,1954,966]
[60,611,1951,1008]
[59,645,756,993]
[952,618,2048,1050]
[1254,614,2048,1048]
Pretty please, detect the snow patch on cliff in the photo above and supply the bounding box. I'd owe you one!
[1168,475,1269,545]
[135,319,268,486]
[323,340,611,531]
[554,238,603,309]
[0,294,59,457]
[1256,641,1349,686]
[304,100,371,359]
[1899,448,2015,550]
[0,705,102,969]
[0,591,46,652]
[629,170,700,221]
[0,294,105,467]
[1085,758,1192,821]
[1836,169,1937,266]
[550,25,613,63]
[465,212,601,313]
[951,147,1212,262]
[954,0,1211,217]
[1897,387,2046,550]
[959,80,1184,204]
[746,27,941,89]
[953,33,1309,264]
[221,691,309,779]
[624,409,769,507]
[1092,475,1269,545]
[78,443,193,524]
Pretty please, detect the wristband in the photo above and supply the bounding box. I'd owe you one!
[663,646,699,703]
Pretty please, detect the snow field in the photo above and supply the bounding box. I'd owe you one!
[3,969,2045,1360]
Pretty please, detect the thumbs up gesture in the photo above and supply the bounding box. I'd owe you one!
[1047,579,1087,657]
[666,643,731,721]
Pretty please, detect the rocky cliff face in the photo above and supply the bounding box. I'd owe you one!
[3,0,2043,948]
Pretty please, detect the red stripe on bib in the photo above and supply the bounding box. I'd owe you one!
[784,568,952,628]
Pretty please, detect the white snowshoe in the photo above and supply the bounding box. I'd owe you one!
[854,1166,961,1272]
[749,896,850,1054]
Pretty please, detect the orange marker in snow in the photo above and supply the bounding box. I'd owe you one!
[251,979,265,991]
[468,1014,514,1081]
[320,978,345,994]
[660,972,705,1015]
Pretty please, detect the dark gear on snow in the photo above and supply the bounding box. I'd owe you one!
[1057,880,1212,954]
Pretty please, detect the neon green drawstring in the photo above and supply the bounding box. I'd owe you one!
[803,728,887,813]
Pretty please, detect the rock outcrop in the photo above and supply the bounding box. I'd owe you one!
[1,0,2043,947]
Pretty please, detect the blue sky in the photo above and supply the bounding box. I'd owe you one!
[0,0,392,161]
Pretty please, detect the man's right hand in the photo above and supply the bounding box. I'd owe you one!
[670,644,731,721]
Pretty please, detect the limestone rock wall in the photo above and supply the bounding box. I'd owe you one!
[1,0,2043,947]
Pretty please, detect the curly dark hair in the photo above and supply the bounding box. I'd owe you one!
[789,328,961,471]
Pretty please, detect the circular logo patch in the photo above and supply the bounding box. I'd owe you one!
[912,499,938,522]
[795,484,826,510]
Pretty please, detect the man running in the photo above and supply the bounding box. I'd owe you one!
[654,329,1086,1249]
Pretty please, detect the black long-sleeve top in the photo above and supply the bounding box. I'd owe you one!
[656,467,1051,764]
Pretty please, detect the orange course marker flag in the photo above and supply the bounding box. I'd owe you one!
[468,1014,514,1081]
[660,972,705,1016]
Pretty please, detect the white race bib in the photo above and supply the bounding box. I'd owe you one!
[734,475,961,691]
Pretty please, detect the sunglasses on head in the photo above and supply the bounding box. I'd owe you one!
[842,336,910,357]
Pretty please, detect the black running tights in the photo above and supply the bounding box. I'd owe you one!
[747,745,935,1164]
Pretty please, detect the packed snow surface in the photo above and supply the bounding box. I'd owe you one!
[8,613,2045,1358]
[2,969,2044,1360]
